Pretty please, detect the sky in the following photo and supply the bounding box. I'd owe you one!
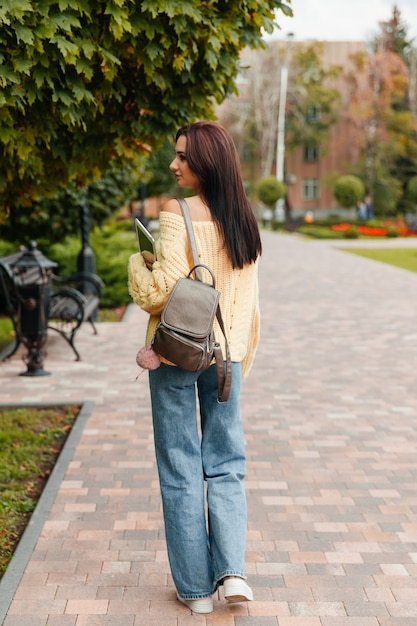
[269,0,417,43]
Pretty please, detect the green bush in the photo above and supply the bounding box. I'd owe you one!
[0,241,18,257]
[298,225,345,239]
[270,219,285,231]
[48,219,139,309]
[0,318,14,352]
[334,175,364,208]
[344,226,359,239]
[1,217,150,312]
[373,178,402,216]
[92,222,140,307]
[257,176,286,207]
[366,218,386,228]
[386,225,399,237]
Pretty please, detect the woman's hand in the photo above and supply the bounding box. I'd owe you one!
[142,250,155,270]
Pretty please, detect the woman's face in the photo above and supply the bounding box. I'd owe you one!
[169,135,200,191]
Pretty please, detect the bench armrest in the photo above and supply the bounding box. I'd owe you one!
[51,286,88,308]
[52,272,105,297]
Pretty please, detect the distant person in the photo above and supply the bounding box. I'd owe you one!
[357,200,367,221]
[364,194,374,220]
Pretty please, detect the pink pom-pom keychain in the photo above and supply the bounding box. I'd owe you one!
[135,344,161,379]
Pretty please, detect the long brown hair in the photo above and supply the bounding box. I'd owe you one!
[176,121,262,269]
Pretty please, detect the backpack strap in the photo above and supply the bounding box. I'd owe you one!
[177,198,203,282]
[177,198,232,402]
[214,308,232,403]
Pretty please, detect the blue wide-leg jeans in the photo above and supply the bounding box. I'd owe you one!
[149,361,247,600]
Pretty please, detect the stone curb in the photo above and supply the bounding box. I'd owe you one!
[0,400,93,624]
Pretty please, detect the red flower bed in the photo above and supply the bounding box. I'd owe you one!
[357,225,387,236]
[330,223,351,232]
[330,221,417,237]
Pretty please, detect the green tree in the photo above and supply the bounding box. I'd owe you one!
[376,6,417,145]
[0,0,292,222]
[217,41,340,182]
[346,46,417,212]
[406,175,417,206]
[1,159,143,246]
[373,5,414,63]
[285,43,341,153]
[345,6,417,214]
[375,6,417,214]
[373,176,403,216]
[144,141,178,199]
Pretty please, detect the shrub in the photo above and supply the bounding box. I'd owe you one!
[257,176,286,207]
[344,226,359,239]
[298,225,344,239]
[271,219,285,231]
[386,225,399,237]
[0,318,14,352]
[334,175,365,208]
[373,178,402,216]
[48,219,138,309]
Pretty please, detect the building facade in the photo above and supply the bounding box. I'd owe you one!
[285,41,367,217]
[217,41,369,218]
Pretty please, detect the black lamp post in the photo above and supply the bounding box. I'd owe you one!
[77,192,96,294]
[10,241,58,376]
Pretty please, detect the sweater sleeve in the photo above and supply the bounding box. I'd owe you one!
[127,213,190,315]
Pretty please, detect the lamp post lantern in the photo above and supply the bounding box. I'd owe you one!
[10,241,58,376]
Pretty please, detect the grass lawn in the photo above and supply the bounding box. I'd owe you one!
[0,405,80,578]
[342,247,417,274]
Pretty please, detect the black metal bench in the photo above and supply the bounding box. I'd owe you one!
[0,252,104,361]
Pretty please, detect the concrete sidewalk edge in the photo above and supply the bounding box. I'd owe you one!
[0,400,94,624]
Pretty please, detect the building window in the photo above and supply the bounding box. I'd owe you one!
[306,105,320,123]
[303,145,319,162]
[303,178,320,200]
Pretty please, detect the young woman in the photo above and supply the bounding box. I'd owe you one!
[128,121,261,614]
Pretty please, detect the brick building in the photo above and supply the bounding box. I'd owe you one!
[217,41,368,218]
[285,41,367,217]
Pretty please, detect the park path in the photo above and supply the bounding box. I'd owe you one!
[1,231,417,625]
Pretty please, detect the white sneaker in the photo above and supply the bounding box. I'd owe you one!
[223,577,253,603]
[176,593,214,613]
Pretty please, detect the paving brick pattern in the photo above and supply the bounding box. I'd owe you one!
[1,232,417,625]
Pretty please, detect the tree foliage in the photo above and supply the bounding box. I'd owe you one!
[217,41,340,181]
[375,6,417,141]
[1,160,143,247]
[373,176,403,216]
[285,43,341,152]
[0,0,292,220]
[345,6,417,214]
[406,175,417,204]
[144,140,178,199]
[373,4,414,62]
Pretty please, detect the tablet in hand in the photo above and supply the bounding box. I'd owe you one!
[135,218,156,256]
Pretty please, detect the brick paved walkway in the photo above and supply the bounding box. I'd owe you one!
[1,231,417,626]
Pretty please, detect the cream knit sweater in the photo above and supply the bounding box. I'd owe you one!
[127,211,260,379]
